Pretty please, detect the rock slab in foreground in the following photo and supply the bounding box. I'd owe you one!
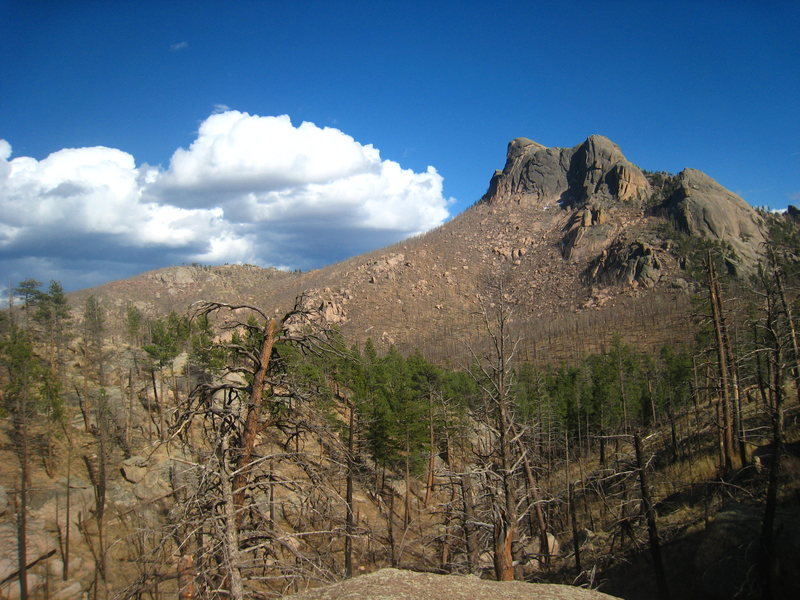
[283,568,621,600]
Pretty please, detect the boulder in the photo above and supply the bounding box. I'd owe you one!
[522,532,561,571]
[121,455,149,483]
[1,574,45,600]
[0,520,58,591]
[134,468,171,501]
[52,581,85,600]
[283,290,349,336]
[28,479,94,528]
[283,567,621,599]
[587,239,662,288]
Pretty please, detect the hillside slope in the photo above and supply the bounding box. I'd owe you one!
[71,135,769,363]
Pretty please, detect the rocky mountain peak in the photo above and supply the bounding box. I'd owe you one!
[661,168,766,272]
[505,137,544,162]
[482,135,650,207]
[475,133,772,291]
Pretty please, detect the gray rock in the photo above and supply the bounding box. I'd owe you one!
[587,240,662,287]
[481,135,650,208]
[671,277,690,291]
[1,574,45,600]
[0,520,58,585]
[107,483,139,509]
[522,532,561,572]
[566,135,651,206]
[28,479,95,527]
[121,455,149,483]
[483,141,569,205]
[52,581,84,600]
[663,168,765,272]
[283,567,621,599]
[134,468,171,501]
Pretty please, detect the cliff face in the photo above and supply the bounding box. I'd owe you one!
[481,135,650,207]
[662,168,766,271]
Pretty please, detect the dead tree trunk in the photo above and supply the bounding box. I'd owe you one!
[717,282,745,468]
[496,390,518,581]
[177,554,195,600]
[569,482,581,576]
[707,255,736,473]
[634,431,669,600]
[512,423,549,566]
[459,472,480,574]
[63,426,72,580]
[232,318,276,518]
[771,248,800,406]
[16,414,29,600]
[220,434,245,600]
[424,392,436,507]
[344,401,355,578]
[493,516,515,581]
[469,275,522,581]
[758,263,787,600]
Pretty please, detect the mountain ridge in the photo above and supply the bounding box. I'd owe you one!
[70,134,774,363]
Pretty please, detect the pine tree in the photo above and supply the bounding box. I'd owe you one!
[1,324,62,600]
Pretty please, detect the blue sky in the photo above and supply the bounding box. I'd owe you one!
[1,0,798,291]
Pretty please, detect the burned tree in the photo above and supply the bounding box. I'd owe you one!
[122,296,345,600]
[467,276,523,581]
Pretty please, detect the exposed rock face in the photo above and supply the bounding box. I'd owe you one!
[283,568,621,600]
[481,134,766,281]
[121,455,149,483]
[0,520,59,599]
[561,207,616,261]
[28,479,94,527]
[482,135,650,207]
[663,168,766,272]
[283,288,348,338]
[588,239,663,288]
[566,135,650,205]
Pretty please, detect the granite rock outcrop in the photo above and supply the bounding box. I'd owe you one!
[661,168,766,273]
[284,568,622,600]
[481,135,650,208]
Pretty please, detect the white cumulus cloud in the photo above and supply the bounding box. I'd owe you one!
[162,112,381,192]
[0,110,452,290]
